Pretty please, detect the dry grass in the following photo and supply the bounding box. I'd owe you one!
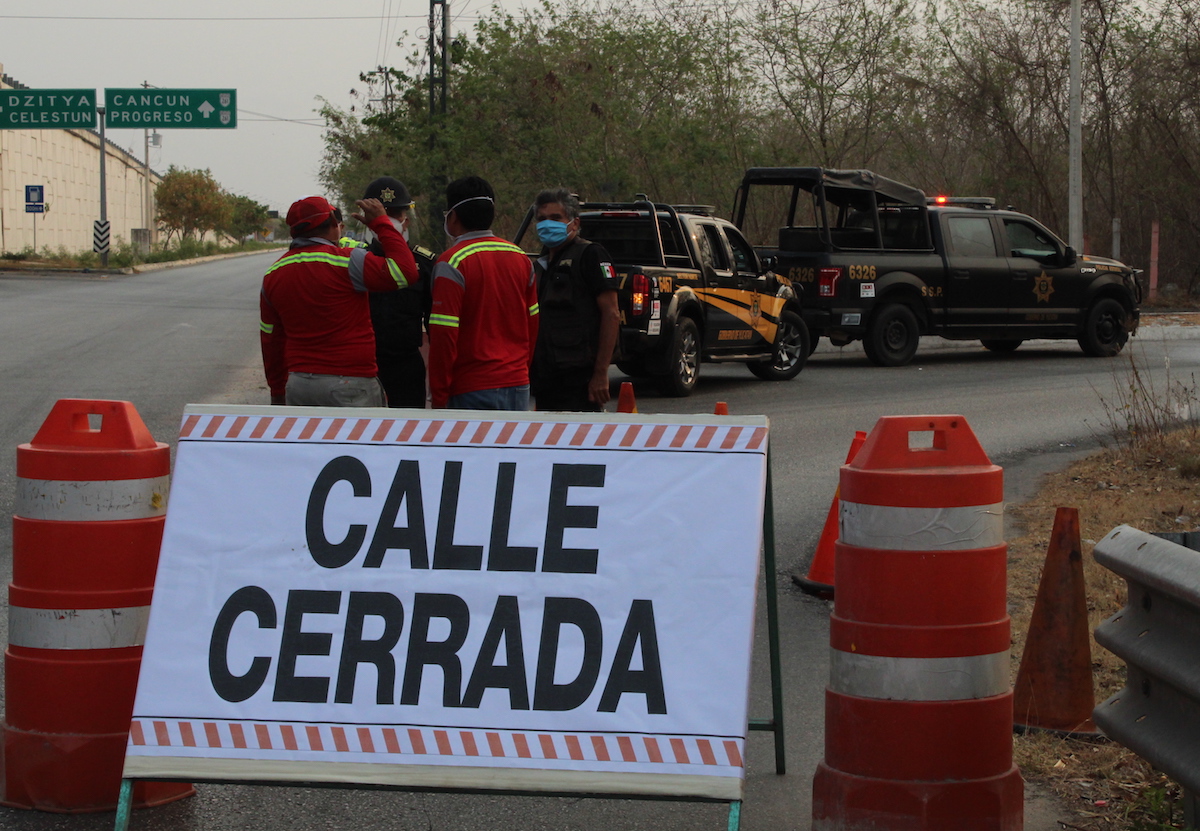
[1008,419,1200,828]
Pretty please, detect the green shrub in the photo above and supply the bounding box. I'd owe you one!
[1,238,282,270]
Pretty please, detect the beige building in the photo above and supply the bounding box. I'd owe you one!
[1,63,161,255]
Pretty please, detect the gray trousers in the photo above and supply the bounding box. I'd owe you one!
[285,372,386,407]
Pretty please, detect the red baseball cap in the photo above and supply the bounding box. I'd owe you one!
[286,195,335,234]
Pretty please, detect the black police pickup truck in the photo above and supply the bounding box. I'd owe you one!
[733,168,1143,366]
[573,200,809,396]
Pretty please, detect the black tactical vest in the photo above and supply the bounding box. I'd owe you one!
[536,237,602,370]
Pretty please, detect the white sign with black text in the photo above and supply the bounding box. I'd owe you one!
[125,405,769,800]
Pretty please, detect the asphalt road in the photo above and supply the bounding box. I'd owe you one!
[2,255,1198,830]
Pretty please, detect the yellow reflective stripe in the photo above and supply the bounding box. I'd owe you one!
[529,303,540,316]
[448,241,526,269]
[429,314,459,328]
[260,321,274,334]
[385,258,409,289]
[265,251,352,275]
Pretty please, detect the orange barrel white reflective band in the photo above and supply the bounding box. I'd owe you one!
[829,649,1011,701]
[839,500,1004,550]
[15,474,170,521]
[8,606,151,649]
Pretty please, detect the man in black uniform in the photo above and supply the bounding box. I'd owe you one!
[530,188,620,412]
[362,176,437,408]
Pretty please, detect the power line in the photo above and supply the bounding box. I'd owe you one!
[0,14,485,21]
[238,118,324,125]
[239,108,325,127]
[375,0,393,69]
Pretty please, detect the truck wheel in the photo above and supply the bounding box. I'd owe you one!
[1077,298,1129,357]
[864,303,920,367]
[981,339,1023,353]
[658,317,700,397]
[749,311,809,381]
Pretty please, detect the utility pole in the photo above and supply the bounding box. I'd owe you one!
[143,81,155,249]
[365,66,396,115]
[143,128,152,250]
[428,0,449,240]
[429,0,448,119]
[1068,0,1083,252]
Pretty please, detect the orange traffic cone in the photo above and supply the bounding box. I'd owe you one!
[794,430,867,599]
[714,401,729,415]
[1013,506,1100,737]
[616,382,638,414]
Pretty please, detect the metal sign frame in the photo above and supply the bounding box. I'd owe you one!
[112,440,785,831]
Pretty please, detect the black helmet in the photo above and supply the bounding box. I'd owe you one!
[363,176,412,210]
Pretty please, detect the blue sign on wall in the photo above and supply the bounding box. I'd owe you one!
[25,185,44,204]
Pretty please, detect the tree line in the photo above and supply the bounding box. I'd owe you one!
[154,166,271,247]
[318,0,1200,295]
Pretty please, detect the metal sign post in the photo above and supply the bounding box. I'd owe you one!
[25,205,41,250]
[97,107,108,267]
[25,185,45,251]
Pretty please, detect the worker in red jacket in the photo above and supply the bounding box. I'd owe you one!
[427,176,540,410]
[260,195,418,406]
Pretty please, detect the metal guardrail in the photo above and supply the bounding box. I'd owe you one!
[1093,525,1200,827]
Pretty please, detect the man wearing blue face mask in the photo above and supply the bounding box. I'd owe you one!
[530,188,620,412]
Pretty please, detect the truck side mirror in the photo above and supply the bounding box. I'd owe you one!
[761,254,777,272]
[1062,246,1078,267]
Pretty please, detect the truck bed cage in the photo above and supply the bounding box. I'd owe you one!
[580,201,716,217]
[513,200,706,265]
[739,167,927,208]
[734,167,931,252]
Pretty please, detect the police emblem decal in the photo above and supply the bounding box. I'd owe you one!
[380,188,396,203]
[1033,272,1055,303]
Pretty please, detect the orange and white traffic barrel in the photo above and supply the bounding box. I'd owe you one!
[3,399,193,812]
[812,415,1022,831]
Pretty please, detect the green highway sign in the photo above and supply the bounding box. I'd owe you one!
[0,89,97,129]
[104,88,237,129]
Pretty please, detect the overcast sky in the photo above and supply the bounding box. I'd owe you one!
[0,0,520,213]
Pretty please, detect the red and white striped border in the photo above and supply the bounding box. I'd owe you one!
[179,414,766,454]
[128,719,743,770]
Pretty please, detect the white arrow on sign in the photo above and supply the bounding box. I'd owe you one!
[198,101,215,118]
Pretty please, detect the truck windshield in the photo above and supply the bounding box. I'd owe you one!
[1004,219,1059,260]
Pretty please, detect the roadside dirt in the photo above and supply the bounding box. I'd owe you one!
[1007,336,1200,829]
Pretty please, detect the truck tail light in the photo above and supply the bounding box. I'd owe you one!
[818,267,842,297]
[631,272,649,315]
